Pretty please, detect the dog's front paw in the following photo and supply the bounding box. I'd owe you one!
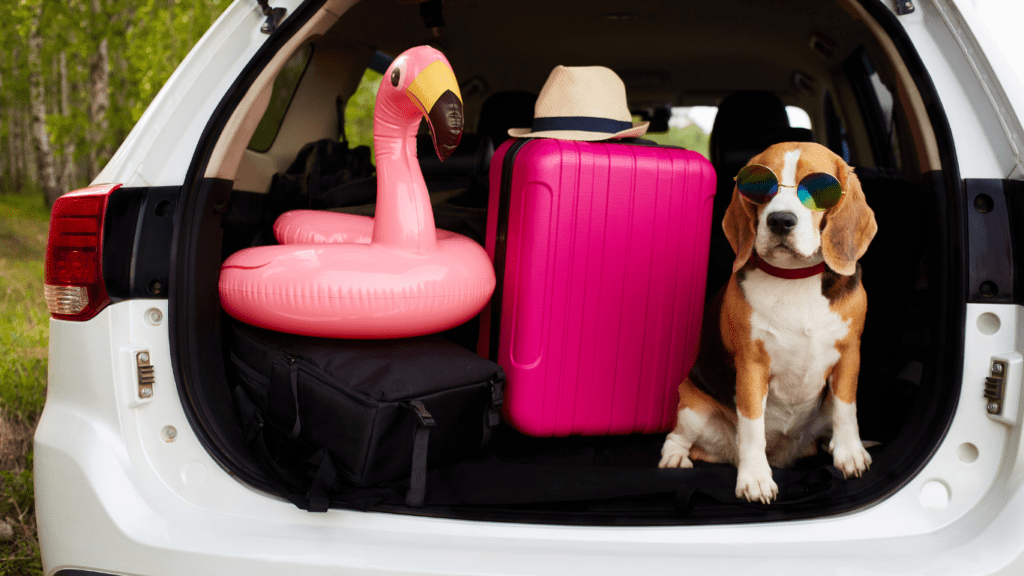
[659,452,693,469]
[735,463,778,504]
[659,437,694,469]
[829,437,872,479]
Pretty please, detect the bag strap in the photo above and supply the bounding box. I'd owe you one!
[305,449,338,512]
[481,375,504,447]
[403,400,436,507]
[233,383,336,512]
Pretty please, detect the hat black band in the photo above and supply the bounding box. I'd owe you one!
[531,116,634,134]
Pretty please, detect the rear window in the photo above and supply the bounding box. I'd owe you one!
[247,45,315,152]
[639,105,812,159]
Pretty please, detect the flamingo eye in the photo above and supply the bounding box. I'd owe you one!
[390,68,401,87]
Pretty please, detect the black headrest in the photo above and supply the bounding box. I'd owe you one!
[710,91,817,180]
[476,91,538,148]
[716,127,816,178]
[710,91,790,167]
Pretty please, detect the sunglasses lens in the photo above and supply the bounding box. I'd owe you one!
[736,165,778,204]
[798,173,843,211]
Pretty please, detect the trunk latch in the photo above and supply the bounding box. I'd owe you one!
[986,353,1022,426]
[137,351,155,399]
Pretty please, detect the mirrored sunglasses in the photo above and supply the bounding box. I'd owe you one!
[734,164,844,211]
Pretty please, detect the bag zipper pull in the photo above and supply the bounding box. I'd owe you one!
[284,356,301,440]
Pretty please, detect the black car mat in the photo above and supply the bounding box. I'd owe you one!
[304,425,884,518]
[231,332,916,520]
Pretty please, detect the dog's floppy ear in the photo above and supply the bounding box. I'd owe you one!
[722,185,758,272]
[821,159,877,276]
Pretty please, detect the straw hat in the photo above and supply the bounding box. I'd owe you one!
[508,65,649,141]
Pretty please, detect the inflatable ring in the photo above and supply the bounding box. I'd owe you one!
[219,46,496,339]
[219,211,495,339]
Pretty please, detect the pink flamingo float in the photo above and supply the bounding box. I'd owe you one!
[219,46,496,339]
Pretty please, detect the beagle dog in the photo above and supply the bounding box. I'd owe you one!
[659,142,877,504]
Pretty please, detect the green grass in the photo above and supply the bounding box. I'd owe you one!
[0,194,49,421]
[0,467,40,576]
[0,191,49,576]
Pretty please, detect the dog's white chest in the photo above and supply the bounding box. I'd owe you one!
[743,270,850,409]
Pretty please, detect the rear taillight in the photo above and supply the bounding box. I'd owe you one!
[44,184,120,321]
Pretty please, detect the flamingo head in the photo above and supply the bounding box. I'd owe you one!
[380,45,464,161]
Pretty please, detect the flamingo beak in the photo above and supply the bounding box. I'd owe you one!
[407,60,464,161]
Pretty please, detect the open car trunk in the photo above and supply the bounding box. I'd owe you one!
[169,0,965,525]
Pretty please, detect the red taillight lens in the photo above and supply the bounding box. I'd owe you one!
[44,184,121,321]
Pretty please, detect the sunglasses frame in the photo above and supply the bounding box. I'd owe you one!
[734,164,845,211]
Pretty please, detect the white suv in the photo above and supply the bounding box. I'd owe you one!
[37,0,1024,574]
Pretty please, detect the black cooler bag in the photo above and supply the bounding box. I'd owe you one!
[227,323,505,510]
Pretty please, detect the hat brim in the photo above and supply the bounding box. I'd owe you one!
[507,121,649,141]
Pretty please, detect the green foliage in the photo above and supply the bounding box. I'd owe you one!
[125,0,236,124]
[344,69,383,158]
[1,0,234,195]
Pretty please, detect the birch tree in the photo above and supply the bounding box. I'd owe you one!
[27,3,60,207]
[58,52,78,193]
[1,0,232,202]
[88,0,111,180]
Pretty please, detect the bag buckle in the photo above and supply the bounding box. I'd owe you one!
[408,400,436,427]
[490,376,504,409]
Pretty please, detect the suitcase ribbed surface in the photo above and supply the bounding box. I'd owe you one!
[485,139,716,436]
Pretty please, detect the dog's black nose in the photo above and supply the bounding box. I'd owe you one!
[767,211,798,235]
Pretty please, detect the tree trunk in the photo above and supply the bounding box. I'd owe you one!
[19,107,34,190]
[88,0,110,180]
[58,51,77,193]
[7,50,24,193]
[0,65,6,193]
[28,7,60,206]
[11,109,22,192]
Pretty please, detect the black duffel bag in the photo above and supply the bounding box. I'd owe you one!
[268,138,378,215]
[227,323,505,511]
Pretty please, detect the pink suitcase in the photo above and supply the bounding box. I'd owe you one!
[480,138,716,436]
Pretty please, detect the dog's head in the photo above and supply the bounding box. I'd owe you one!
[722,142,876,276]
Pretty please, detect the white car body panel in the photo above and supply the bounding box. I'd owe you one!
[38,0,1024,573]
[35,300,1024,574]
[948,0,1024,179]
[889,1,1022,180]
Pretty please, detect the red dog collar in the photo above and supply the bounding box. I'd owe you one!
[751,254,826,279]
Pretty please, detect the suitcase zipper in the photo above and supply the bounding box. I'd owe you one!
[489,138,531,361]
